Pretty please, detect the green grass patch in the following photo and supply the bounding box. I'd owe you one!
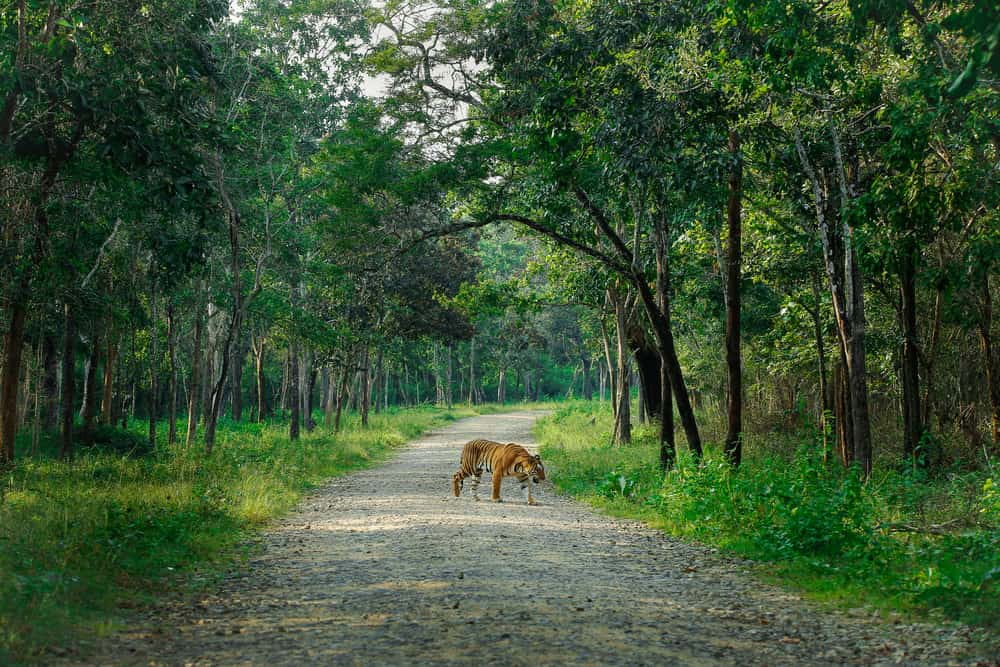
[536,401,1000,635]
[0,403,533,664]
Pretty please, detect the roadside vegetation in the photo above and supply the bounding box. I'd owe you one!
[537,402,1000,632]
[0,405,516,663]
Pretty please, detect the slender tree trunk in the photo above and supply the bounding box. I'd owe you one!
[724,129,743,467]
[43,332,59,431]
[497,367,507,404]
[374,350,385,414]
[468,338,476,405]
[254,336,267,422]
[582,355,592,401]
[334,365,349,433]
[360,347,371,427]
[900,246,924,464]
[305,361,317,432]
[978,274,1000,450]
[31,342,41,456]
[101,340,116,425]
[289,344,300,441]
[0,300,27,465]
[230,338,245,423]
[80,335,100,443]
[600,311,617,421]
[921,281,944,428]
[611,286,631,445]
[810,274,830,458]
[186,302,203,447]
[59,303,76,460]
[148,281,158,451]
[653,204,676,469]
[167,304,178,445]
[445,344,453,408]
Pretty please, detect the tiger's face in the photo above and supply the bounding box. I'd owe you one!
[515,453,546,484]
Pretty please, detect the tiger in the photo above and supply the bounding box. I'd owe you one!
[451,438,546,505]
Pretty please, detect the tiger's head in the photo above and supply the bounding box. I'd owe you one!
[513,449,546,484]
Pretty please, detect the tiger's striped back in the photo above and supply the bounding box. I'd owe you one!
[452,438,545,504]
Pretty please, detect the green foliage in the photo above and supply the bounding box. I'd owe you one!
[537,402,1000,630]
[0,406,479,663]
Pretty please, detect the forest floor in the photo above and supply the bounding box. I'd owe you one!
[66,411,994,666]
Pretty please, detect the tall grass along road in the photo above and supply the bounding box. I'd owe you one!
[70,411,988,665]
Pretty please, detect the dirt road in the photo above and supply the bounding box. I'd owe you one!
[82,411,991,665]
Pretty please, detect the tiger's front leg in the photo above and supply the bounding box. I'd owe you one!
[522,479,537,506]
[490,472,503,502]
[469,468,483,501]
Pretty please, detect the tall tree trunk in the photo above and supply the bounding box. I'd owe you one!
[334,365,350,433]
[59,303,76,460]
[360,347,370,427]
[167,304,178,445]
[724,129,743,467]
[230,338,244,422]
[289,344,300,441]
[920,280,944,428]
[497,367,507,404]
[100,340,116,425]
[445,344,453,408]
[653,203,676,469]
[600,311,617,421]
[810,274,830,458]
[468,337,477,405]
[611,286,631,445]
[834,358,853,467]
[148,281,158,451]
[305,360,317,432]
[0,300,27,465]
[80,335,100,443]
[31,342,41,456]
[253,336,267,423]
[900,246,924,464]
[582,355,592,401]
[186,301,203,447]
[43,332,59,431]
[374,350,385,415]
[978,274,1000,451]
[795,127,872,476]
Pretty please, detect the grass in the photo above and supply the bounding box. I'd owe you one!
[536,401,1000,638]
[0,402,539,664]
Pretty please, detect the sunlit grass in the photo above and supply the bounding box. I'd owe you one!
[536,401,1000,635]
[0,402,543,664]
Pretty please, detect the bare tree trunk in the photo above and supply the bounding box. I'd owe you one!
[978,274,1000,451]
[582,355,592,401]
[100,339,116,425]
[360,347,370,427]
[920,281,944,428]
[446,344,453,408]
[80,335,100,443]
[43,332,59,431]
[724,128,743,467]
[59,303,76,460]
[611,286,631,445]
[31,342,41,456]
[600,310,617,421]
[809,274,830,458]
[468,338,477,405]
[253,336,267,422]
[305,359,317,432]
[289,344,300,441]
[334,366,349,433]
[0,300,27,465]
[900,246,924,464]
[374,350,385,414]
[148,281,158,451]
[166,305,178,444]
[186,301,203,447]
[230,338,245,423]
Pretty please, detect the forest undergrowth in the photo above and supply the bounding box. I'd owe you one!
[0,403,527,663]
[536,402,1000,633]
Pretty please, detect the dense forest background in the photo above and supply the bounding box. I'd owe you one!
[2,0,1000,656]
[2,0,998,471]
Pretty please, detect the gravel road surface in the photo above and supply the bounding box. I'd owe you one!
[75,411,995,666]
